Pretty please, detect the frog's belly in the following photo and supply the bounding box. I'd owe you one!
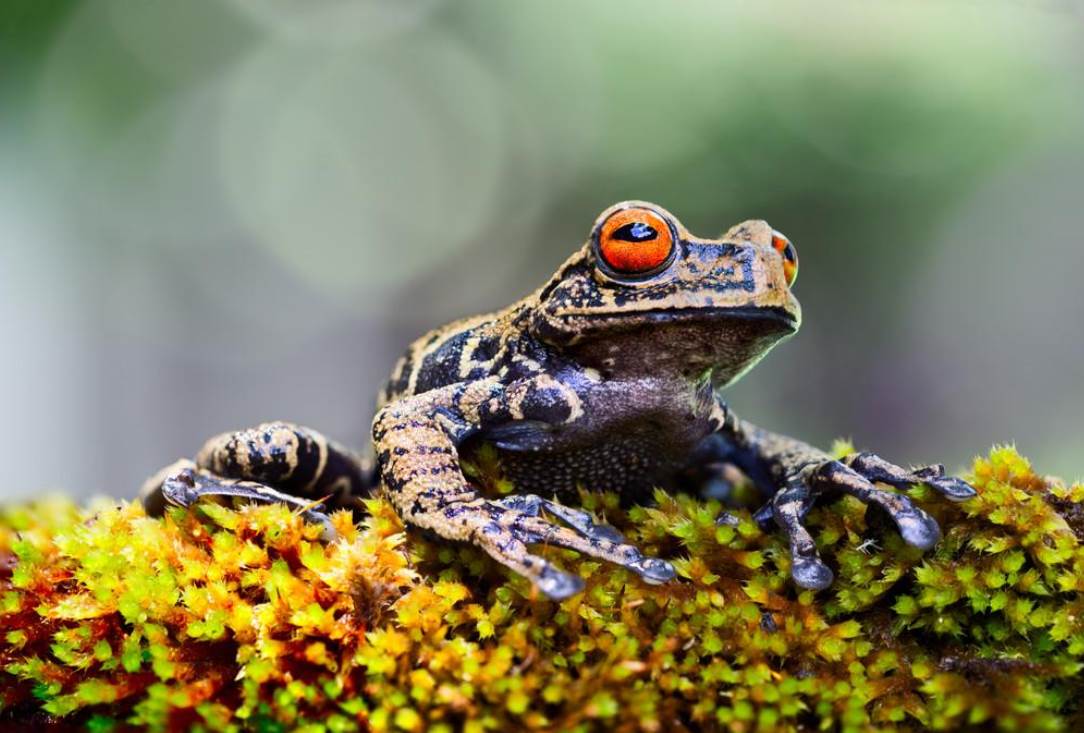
[492,436,679,504]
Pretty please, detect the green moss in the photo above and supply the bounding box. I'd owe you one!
[1,447,1082,731]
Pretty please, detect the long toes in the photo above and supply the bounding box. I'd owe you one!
[497,494,543,516]
[924,475,977,502]
[891,504,942,549]
[817,461,945,550]
[632,557,676,585]
[770,482,835,591]
[791,555,834,590]
[913,463,946,479]
[752,503,775,531]
[512,512,675,590]
[848,452,910,478]
[536,564,585,600]
[715,511,741,527]
[537,499,627,543]
[851,454,978,503]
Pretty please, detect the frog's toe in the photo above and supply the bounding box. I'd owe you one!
[514,494,627,544]
[714,510,741,527]
[536,564,586,600]
[893,506,942,549]
[847,453,978,502]
[919,472,977,502]
[633,557,676,585]
[815,460,944,550]
[769,481,836,591]
[791,555,835,590]
[505,510,674,591]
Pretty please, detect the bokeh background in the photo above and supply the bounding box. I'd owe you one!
[2,1,1082,501]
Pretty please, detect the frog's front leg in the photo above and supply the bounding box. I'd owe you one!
[708,405,976,590]
[373,378,675,600]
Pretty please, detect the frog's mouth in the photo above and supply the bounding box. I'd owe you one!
[623,305,799,330]
[564,305,799,334]
[533,304,799,356]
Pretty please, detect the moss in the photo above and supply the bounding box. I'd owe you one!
[1,446,1082,732]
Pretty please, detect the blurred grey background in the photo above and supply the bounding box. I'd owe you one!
[1,0,1082,501]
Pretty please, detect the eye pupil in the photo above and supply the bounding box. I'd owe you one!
[612,222,657,242]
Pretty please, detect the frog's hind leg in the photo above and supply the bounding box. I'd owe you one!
[140,422,371,529]
[194,422,370,506]
[145,459,338,540]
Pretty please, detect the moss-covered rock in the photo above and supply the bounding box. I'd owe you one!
[1,446,1081,731]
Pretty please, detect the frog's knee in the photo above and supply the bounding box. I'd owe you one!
[139,459,197,516]
[196,422,312,485]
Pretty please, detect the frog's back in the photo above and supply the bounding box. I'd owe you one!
[377,304,526,408]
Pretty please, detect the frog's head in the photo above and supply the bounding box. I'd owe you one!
[530,201,801,386]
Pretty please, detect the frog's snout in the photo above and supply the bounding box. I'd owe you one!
[771,230,798,287]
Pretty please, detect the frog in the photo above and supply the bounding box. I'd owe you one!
[142,201,976,600]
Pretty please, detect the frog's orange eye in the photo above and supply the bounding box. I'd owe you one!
[597,208,675,276]
[772,231,798,287]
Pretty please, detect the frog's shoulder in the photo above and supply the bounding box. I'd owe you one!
[377,302,535,407]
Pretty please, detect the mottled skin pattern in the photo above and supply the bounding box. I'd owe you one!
[143,201,976,599]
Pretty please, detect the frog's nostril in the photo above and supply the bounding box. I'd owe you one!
[772,231,798,287]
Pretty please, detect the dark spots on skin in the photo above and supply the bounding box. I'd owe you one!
[472,334,500,363]
[388,420,427,432]
[416,345,463,393]
[521,383,573,424]
[382,354,414,401]
[417,445,453,455]
[246,440,266,471]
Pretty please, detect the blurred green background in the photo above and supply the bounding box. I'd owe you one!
[1,0,1082,500]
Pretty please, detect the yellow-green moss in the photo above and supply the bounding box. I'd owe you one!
[1,447,1082,731]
